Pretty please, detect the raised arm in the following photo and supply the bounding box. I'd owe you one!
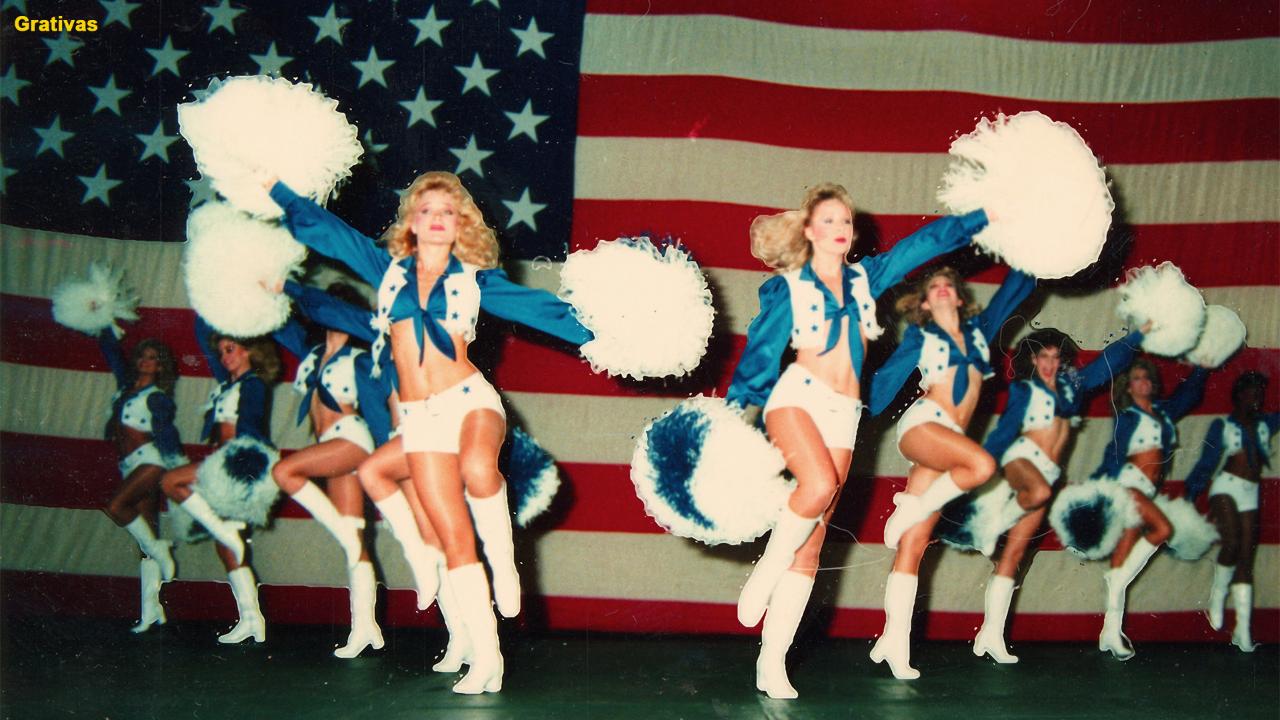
[194,314,229,384]
[476,268,594,347]
[1185,417,1226,501]
[1075,331,1144,393]
[271,313,311,361]
[725,275,792,409]
[1161,366,1211,422]
[97,329,129,388]
[284,281,378,344]
[862,210,988,298]
[268,181,392,286]
[975,270,1036,341]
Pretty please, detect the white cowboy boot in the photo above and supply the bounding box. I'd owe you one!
[218,566,265,644]
[737,506,819,627]
[335,561,385,658]
[131,559,167,634]
[180,492,245,565]
[467,486,521,618]
[374,490,442,610]
[973,574,1019,663]
[755,571,814,699]
[869,572,921,679]
[290,482,362,568]
[448,563,504,694]
[123,517,176,581]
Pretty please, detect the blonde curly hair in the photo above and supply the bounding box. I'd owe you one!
[750,182,856,272]
[209,333,281,384]
[894,265,981,326]
[381,171,500,269]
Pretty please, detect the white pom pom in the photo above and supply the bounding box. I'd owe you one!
[1048,479,1141,560]
[1183,305,1246,369]
[194,436,281,527]
[51,262,139,338]
[1115,262,1206,356]
[184,201,306,336]
[1153,495,1219,561]
[178,75,362,218]
[939,111,1113,279]
[561,238,715,380]
[936,480,1021,557]
[631,396,792,545]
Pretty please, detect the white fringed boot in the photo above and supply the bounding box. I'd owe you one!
[124,517,176,581]
[1098,537,1159,660]
[884,473,963,550]
[448,563,504,695]
[290,482,362,568]
[737,507,819,627]
[180,492,246,565]
[973,574,1019,663]
[755,571,814,700]
[334,561,384,658]
[374,490,442,610]
[218,566,266,644]
[467,486,521,618]
[131,559,166,634]
[1230,583,1257,652]
[1208,563,1234,631]
[433,560,473,673]
[869,572,921,679]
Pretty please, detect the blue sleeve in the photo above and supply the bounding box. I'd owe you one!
[1076,331,1143,393]
[269,181,392,286]
[1093,413,1137,479]
[1160,366,1210,422]
[1185,418,1226,501]
[194,315,228,384]
[146,391,182,456]
[862,210,988,298]
[235,375,270,442]
[476,268,594,346]
[868,324,926,416]
[97,329,129,388]
[984,381,1030,461]
[976,270,1036,341]
[354,352,392,446]
[270,313,311,360]
[1264,412,1280,436]
[284,281,378,344]
[725,275,792,408]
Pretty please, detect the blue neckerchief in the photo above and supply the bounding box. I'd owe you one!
[1029,373,1079,418]
[925,320,989,406]
[295,345,353,425]
[1235,417,1270,471]
[800,263,865,375]
[389,254,463,362]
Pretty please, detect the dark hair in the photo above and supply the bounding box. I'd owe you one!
[1112,356,1162,411]
[1013,328,1079,380]
[132,338,177,394]
[1232,371,1269,406]
[210,333,282,384]
[894,265,980,326]
[326,282,371,313]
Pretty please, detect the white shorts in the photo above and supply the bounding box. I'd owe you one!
[118,442,186,478]
[399,373,506,454]
[763,364,863,450]
[318,414,375,455]
[896,397,963,457]
[1115,462,1157,499]
[1209,470,1259,513]
[1000,436,1062,485]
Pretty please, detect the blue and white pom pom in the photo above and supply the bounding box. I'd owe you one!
[1115,262,1206,357]
[938,111,1113,279]
[1183,305,1246,369]
[631,396,791,545]
[184,201,306,336]
[194,436,282,527]
[1153,495,1219,561]
[936,479,1024,557]
[500,426,561,528]
[178,75,362,219]
[561,237,715,380]
[51,262,138,338]
[1048,479,1141,560]
[166,502,211,544]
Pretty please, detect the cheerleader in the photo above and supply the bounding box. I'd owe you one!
[867,265,1035,679]
[725,182,993,698]
[269,281,396,658]
[160,318,281,644]
[1187,371,1277,652]
[264,171,594,694]
[1090,357,1210,659]
[966,326,1144,662]
[98,330,185,633]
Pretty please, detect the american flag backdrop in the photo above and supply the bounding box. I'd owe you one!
[1,0,1278,642]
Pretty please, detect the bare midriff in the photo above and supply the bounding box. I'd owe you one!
[921,364,984,429]
[309,347,359,436]
[114,424,150,458]
[1127,448,1163,484]
[390,319,477,402]
[1224,451,1261,483]
[1024,417,1072,463]
[213,422,235,448]
[793,324,866,400]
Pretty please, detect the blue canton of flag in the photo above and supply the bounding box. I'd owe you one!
[0,0,584,261]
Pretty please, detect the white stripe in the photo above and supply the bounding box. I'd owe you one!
[582,14,1280,103]
[3,504,1275,612]
[574,137,1280,224]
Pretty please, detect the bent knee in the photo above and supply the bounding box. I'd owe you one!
[1025,483,1052,510]
[971,454,998,483]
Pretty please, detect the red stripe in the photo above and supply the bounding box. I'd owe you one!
[571,200,1280,287]
[586,0,1280,43]
[8,433,1278,543]
[578,77,1280,163]
[5,570,1276,641]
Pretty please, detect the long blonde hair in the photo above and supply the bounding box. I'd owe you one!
[750,182,856,272]
[381,171,500,269]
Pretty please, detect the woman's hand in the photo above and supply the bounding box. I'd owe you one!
[252,168,278,190]
[258,277,284,294]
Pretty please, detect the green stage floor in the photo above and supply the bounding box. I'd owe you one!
[2,615,1275,719]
